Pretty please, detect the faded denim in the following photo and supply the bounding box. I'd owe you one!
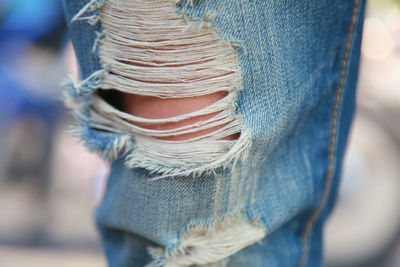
[62,0,366,266]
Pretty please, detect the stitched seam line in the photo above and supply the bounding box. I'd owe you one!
[299,1,360,266]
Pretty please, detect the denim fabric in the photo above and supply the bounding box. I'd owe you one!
[62,0,366,266]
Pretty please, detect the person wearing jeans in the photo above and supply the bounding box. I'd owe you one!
[62,0,366,266]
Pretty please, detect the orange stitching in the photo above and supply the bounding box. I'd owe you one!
[299,1,360,266]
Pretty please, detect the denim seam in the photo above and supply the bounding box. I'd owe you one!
[299,0,361,266]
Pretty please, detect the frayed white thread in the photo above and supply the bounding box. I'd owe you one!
[92,93,236,124]
[71,0,105,25]
[145,130,251,180]
[93,31,105,53]
[90,94,236,137]
[84,91,252,178]
[146,217,266,266]
[61,69,107,96]
[99,0,240,98]
[175,0,195,7]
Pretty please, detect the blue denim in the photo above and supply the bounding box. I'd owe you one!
[62,0,366,266]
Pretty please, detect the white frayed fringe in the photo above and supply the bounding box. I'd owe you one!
[146,216,266,266]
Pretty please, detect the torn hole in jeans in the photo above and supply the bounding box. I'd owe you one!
[64,0,252,178]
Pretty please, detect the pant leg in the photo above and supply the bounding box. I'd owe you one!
[62,0,366,266]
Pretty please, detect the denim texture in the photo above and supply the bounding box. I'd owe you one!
[62,0,366,266]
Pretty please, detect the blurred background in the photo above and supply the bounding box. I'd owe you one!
[0,0,106,266]
[0,0,399,266]
[325,0,400,266]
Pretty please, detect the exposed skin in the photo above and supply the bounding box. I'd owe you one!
[122,92,239,141]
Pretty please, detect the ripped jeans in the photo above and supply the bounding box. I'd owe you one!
[62,0,366,266]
